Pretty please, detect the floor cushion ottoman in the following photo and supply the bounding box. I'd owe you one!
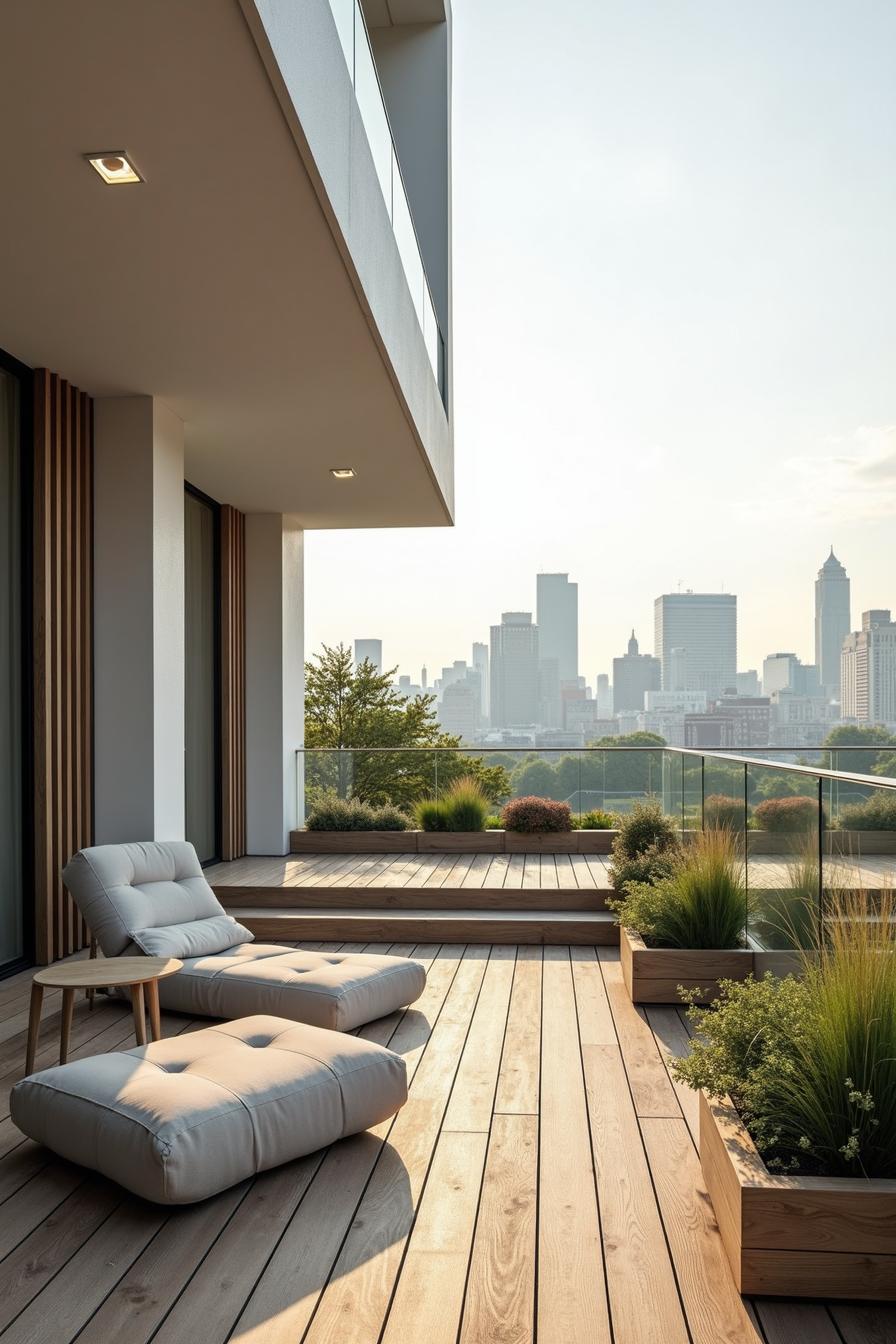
[11,1015,407,1204]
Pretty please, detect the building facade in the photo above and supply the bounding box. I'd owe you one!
[841,610,896,724]
[814,548,850,700]
[0,0,453,970]
[612,631,661,712]
[536,573,578,684]
[654,593,737,699]
[489,613,540,728]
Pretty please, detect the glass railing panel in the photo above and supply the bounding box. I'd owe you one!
[703,755,748,836]
[353,6,393,211]
[681,753,703,839]
[746,763,821,953]
[328,0,354,73]
[391,161,425,326]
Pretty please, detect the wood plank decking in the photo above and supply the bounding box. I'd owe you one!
[0,944,893,1344]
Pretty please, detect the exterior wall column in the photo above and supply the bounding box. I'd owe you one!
[245,514,304,855]
[93,397,185,843]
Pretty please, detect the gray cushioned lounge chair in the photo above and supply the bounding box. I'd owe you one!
[62,841,426,1031]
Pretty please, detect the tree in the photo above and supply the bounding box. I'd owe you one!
[586,731,667,803]
[822,725,896,777]
[304,644,509,807]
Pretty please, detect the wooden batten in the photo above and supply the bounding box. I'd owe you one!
[32,370,93,964]
[220,505,247,860]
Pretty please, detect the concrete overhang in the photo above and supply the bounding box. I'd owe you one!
[0,0,453,527]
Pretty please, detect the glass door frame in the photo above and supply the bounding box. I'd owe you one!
[0,345,35,978]
[184,481,223,866]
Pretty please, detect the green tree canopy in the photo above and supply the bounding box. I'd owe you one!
[822,725,896,777]
[304,644,509,807]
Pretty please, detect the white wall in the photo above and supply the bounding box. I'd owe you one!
[245,514,304,853]
[93,396,185,843]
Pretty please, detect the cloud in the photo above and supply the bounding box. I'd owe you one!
[738,426,896,524]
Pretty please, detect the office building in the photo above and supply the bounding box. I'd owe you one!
[841,610,896,724]
[536,572,578,684]
[354,639,383,672]
[613,631,661,712]
[762,652,821,698]
[439,680,480,742]
[489,613,540,728]
[684,697,770,749]
[736,669,761,697]
[472,641,489,721]
[815,549,851,699]
[654,592,737,698]
[0,0,452,967]
[596,673,613,717]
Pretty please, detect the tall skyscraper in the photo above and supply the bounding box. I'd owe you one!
[536,573,578,684]
[472,641,489,721]
[354,638,382,672]
[612,630,661,712]
[489,613,539,728]
[841,609,896,722]
[814,548,850,700]
[654,593,737,699]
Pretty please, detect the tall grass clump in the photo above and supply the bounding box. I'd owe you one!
[673,888,896,1177]
[750,839,821,950]
[609,828,746,949]
[415,776,490,832]
[305,794,409,831]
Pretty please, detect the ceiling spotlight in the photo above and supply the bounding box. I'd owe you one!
[86,152,143,185]
[329,467,356,479]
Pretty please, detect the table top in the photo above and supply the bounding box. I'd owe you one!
[33,956,183,989]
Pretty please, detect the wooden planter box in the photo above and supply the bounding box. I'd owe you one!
[290,829,616,854]
[748,829,896,856]
[700,1091,896,1300]
[619,928,754,1004]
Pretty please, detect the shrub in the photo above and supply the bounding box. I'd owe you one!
[703,794,746,831]
[612,801,679,860]
[573,809,617,830]
[415,776,491,832]
[609,829,746,949]
[306,795,409,831]
[501,796,572,833]
[672,889,896,1178]
[485,814,503,830]
[838,792,896,831]
[753,796,818,833]
[609,801,680,891]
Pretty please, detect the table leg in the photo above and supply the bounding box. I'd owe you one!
[146,979,162,1042]
[130,983,147,1047]
[25,982,44,1076]
[59,988,75,1065]
[87,935,97,1010]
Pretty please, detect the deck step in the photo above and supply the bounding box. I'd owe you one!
[224,907,619,946]
[214,884,609,912]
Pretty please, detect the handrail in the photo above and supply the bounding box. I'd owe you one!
[296,744,896,790]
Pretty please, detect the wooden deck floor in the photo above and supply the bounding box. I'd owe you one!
[205,851,613,891]
[0,943,894,1344]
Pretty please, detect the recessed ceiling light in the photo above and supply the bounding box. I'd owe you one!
[329,467,356,479]
[86,152,143,185]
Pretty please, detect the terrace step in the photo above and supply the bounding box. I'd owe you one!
[223,907,619,946]
[215,884,610,912]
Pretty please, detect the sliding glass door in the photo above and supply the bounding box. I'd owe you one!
[0,363,25,970]
[184,488,220,864]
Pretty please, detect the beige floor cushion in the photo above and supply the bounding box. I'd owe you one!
[156,944,426,1031]
[62,842,427,1031]
[11,1016,407,1204]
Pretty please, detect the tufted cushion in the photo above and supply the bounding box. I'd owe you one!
[156,944,427,1031]
[62,842,253,959]
[11,1016,407,1204]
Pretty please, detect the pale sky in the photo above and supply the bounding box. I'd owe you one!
[306,0,896,685]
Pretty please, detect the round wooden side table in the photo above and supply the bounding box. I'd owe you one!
[24,956,183,1076]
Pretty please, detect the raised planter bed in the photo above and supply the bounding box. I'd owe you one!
[289,829,616,854]
[747,829,896,856]
[619,928,754,1004]
[700,1090,896,1300]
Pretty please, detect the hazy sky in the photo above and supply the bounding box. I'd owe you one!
[306,0,896,685]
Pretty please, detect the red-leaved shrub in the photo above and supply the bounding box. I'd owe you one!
[753,796,819,833]
[501,796,572,833]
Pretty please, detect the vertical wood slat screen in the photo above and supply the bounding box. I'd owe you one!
[220,505,246,859]
[33,370,93,963]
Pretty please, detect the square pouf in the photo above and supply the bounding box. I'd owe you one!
[11,1016,407,1204]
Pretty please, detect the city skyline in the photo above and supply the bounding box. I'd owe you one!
[305,0,896,688]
